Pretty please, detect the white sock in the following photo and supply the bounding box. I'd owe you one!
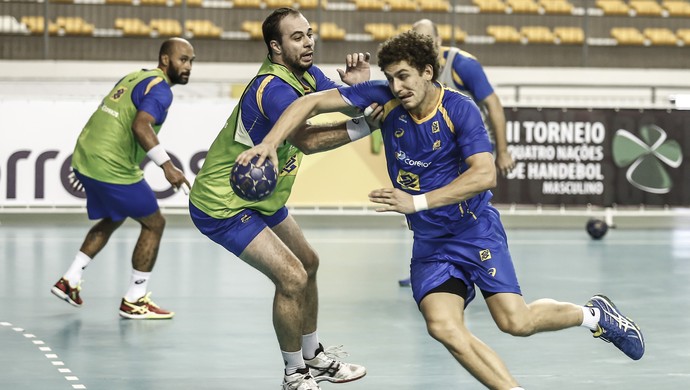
[302,331,320,360]
[510,387,526,390]
[581,306,601,331]
[282,349,306,375]
[124,270,150,302]
[63,251,92,286]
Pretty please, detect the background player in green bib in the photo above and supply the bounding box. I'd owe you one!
[51,37,195,320]
[189,8,378,390]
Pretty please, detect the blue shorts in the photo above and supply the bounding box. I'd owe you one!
[74,169,159,222]
[189,202,289,257]
[410,205,521,306]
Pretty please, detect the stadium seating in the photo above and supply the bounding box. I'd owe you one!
[317,22,346,40]
[241,20,263,39]
[115,18,152,36]
[520,26,555,43]
[677,28,690,44]
[296,0,321,9]
[21,16,59,35]
[662,0,690,16]
[643,27,678,45]
[487,25,522,42]
[553,26,584,44]
[506,0,540,13]
[386,0,418,10]
[140,0,168,6]
[610,27,647,45]
[175,0,203,6]
[54,17,94,36]
[105,0,133,4]
[150,19,182,36]
[186,19,223,38]
[418,0,451,11]
[473,0,508,13]
[629,0,664,15]
[539,0,573,14]
[232,0,262,8]
[354,0,386,10]
[596,0,630,15]
[364,23,396,40]
[437,24,467,43]
[265,0,295,8]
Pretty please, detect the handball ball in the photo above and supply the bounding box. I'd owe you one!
[586,218,608,240]
[230,155,278,202]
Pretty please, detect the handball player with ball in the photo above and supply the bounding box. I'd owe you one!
[189,8,381,390]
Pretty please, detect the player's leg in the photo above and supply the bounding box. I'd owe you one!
[419,283,522,390]
[270,212,366,384]
[484,292,583,336]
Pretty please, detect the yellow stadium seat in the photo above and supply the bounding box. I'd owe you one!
[241,20,263,39]
[150,19,182,36]
[662,0,690,15]
[596,0,630,15]
[140,0,167,5]
[265,0,295,8]
[473,0,507,12]
[354,0,386,10]
[296,0,322,9]
[539,0,573,14]
[418,0,450,11]
[520,26,555,43]
[487,25,522,42]
[105,0,133,4]
[387,0,418,10]
[643,27,678,45]
[437,24,467,43]
[318,22,346,40]
[507,0,540,13]
[629,0,664,15]
[397,23,413,34]
[186,20,223,38]
[364,23,396,40]
[611,27,646,45]
[115,18,152,36]
[21,16,59,35]
[55,16,94,36]
[553,26,584,44]
[677,28,690,44]
[233,0,262,8]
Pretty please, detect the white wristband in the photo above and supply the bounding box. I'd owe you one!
[346,117,371,141]
[147,144,170,166]
[412,194,428,212]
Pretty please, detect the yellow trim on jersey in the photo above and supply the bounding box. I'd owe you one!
[382,99,401,121]
[144,77,164,95]
[437,104,455,134]
[256,75,275,118]
[410,84,444,124]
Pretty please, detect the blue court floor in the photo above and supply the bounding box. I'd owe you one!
[1,213,689,389]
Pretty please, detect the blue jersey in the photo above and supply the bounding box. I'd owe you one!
[131,75,172,125]
[242,65,339,146]
[439,47,494,102]
[338,80,494,238]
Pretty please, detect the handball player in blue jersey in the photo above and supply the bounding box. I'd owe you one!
[238,30,645,389]
[51,38,194,319]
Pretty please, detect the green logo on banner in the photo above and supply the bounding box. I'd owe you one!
[612,125,683,194]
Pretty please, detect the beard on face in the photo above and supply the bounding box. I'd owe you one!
[167,65,189,85]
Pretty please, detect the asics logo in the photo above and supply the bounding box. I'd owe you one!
[134,279,146,285]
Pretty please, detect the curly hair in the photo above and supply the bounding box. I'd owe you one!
[377,31,439,80]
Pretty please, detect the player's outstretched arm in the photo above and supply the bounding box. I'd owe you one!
[337,52,371,86]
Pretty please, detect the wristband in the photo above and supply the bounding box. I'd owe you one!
[147,144,170,166]
[412,194,428,212]
[346,117,371,141]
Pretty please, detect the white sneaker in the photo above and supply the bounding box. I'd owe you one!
[282,367,320,390]
[305,344,366,383]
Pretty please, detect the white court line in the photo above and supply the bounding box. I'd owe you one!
[1,321,87,389]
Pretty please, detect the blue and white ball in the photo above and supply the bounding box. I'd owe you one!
[230,156,278,201]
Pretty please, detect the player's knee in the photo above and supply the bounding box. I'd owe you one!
[495,316,534,337]
[276,266,308,297]
[426,318,468,346]
[300,252,320,278]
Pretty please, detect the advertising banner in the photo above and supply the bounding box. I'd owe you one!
[493,108,690,206]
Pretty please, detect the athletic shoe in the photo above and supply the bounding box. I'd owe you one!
[51,278,83,307]
[306,344,366,383]
[398,277,411,287]
[282,367,320,390]
[585,294,645,360]
[119,292,174,320]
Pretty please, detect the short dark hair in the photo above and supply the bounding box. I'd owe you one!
[262,7,301,54]
[378,31,439,80]
[158,37,187,62]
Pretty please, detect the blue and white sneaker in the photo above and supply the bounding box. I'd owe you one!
[585,294,645,360]
[305,344,366,383]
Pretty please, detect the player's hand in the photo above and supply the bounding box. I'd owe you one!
[368,187,416,215]
[162,162,191,195]
[337,52,371,86]
[68,170,85,192]
[495,151,515,177]
[236,143,278,170]
[364,103,383,130]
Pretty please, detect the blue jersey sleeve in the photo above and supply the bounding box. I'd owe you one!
[452,96,493,158]
[308,66,341,91]
[337,80,393,111]
[261,82,301,124]
[132,76,173,125]
[453,56,494,102]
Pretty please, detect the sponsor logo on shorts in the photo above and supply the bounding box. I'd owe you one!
[479,249,492,261]
[241,214,252,223]
[488,268,497,277]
